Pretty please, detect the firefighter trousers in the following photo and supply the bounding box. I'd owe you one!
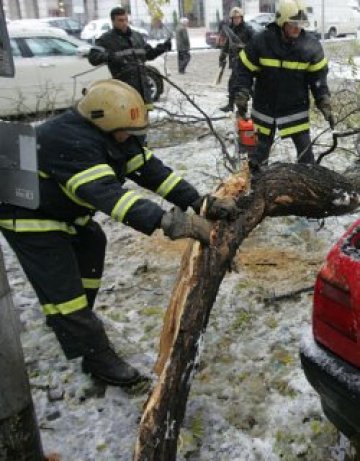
[1,220,110,359]
[252,128,315,168]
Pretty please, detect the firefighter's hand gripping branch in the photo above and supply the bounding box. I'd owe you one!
[192,195,240,221]
[160,207,212,245]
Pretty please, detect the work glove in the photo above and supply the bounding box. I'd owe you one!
[163,38,172,51]
[235,89,250,118]
[316,95,335,129]
[160,207,212,245]
[192,195,239,221]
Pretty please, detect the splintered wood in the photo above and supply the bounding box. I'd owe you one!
[133,163,360,461]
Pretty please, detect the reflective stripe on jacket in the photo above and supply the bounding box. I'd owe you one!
[233,23,330,137]
[0,110,199,236]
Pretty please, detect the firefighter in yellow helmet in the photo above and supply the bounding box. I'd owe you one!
[0,80,239,387]
[233,0,333,173]
[219,6,254,112]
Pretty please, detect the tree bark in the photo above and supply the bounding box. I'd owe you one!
[133,163,360,461]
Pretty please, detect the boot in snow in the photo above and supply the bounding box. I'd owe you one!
[219,103,234,113]
[82,346,146,387]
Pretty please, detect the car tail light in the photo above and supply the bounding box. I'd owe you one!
[313,221,360,368]
[314,270,355,341]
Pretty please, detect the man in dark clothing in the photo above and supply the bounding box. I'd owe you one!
[233,0,333,172]
[0,80,239,387]
[88,6,171,108]
[219,7,254,112]
[175,17,190,74]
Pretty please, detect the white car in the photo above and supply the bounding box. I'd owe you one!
[0,25,165,118]
[11,17,82,38]
[80,18,149,43]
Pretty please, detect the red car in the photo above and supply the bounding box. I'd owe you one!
[300,219,360,438]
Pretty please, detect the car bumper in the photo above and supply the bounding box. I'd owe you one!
[300,332,360,438]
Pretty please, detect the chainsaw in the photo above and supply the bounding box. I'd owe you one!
[229,113,257,177]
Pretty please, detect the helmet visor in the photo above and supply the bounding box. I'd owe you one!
[126,127,148,136]
[287,9,309,28]
[287,19,309,28]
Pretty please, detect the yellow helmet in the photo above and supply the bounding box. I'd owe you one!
[77,79,148,134]
[275,0,309,28]
[230,7,244,18]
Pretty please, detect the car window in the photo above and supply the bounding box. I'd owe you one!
[47,19,64,28]
[10,38,22,57]
[101,24,111,31]
[25,37,78,56]
[67,19,81,30]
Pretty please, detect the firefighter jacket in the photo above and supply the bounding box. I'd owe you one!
[233,23,330,138]
[0,110,200,236]
[219,21,254,68]
[88,27,167,105]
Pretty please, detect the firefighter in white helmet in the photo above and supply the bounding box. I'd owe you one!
[0,80,240,388]
[233,0,333,172]
[219,6,254,112]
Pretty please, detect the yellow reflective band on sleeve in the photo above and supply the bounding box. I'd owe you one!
[74,215,92,226]
[254,123,271,135]
[126,149,153,174]
[82,278,101,289]
[156,172,182,198]
[111,191,142,222]
[240,49,260,72]
[279,122,310,137]
[0,219,77,234]
[66,164,116,194]
[308,57,328,72]
[60,184,95,209]
[42,294,88,316]
[39,170,50,178]
[259,58,281,68]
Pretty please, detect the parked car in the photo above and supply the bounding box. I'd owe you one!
[246,12,275,28]
[39,17,82,38]
[205,29,223,48]
[11,17,82,38]
[80,18,149,43]
[300,218,360,439]
[205,13,273,48]
[0,25,165,118]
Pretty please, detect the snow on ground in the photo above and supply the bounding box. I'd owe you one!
[1,38,360,461]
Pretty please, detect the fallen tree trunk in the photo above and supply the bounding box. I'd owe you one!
[133,163,360,460]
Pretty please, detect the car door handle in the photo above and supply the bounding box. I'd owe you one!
[39,63,55,68]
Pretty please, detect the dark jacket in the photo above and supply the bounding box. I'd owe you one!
[176,24,190,52]
[88,27,167,105]
[233,23,330,138]
[0,110,199,236]
[220,21,254,68]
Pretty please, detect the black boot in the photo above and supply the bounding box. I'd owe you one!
[82,346,146,386]
[219,103,234,112]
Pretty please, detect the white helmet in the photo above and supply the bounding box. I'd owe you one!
[77,79,148,134]
[275,0,309,28]
[229,7,244,18]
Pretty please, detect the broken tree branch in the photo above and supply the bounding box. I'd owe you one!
[133,163,360,460]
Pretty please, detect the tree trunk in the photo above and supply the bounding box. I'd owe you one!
[133,163,360,461]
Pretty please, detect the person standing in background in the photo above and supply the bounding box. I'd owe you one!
[219,7,254,112]
[176,17,191,74]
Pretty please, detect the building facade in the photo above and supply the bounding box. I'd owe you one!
[3,0,277,28]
